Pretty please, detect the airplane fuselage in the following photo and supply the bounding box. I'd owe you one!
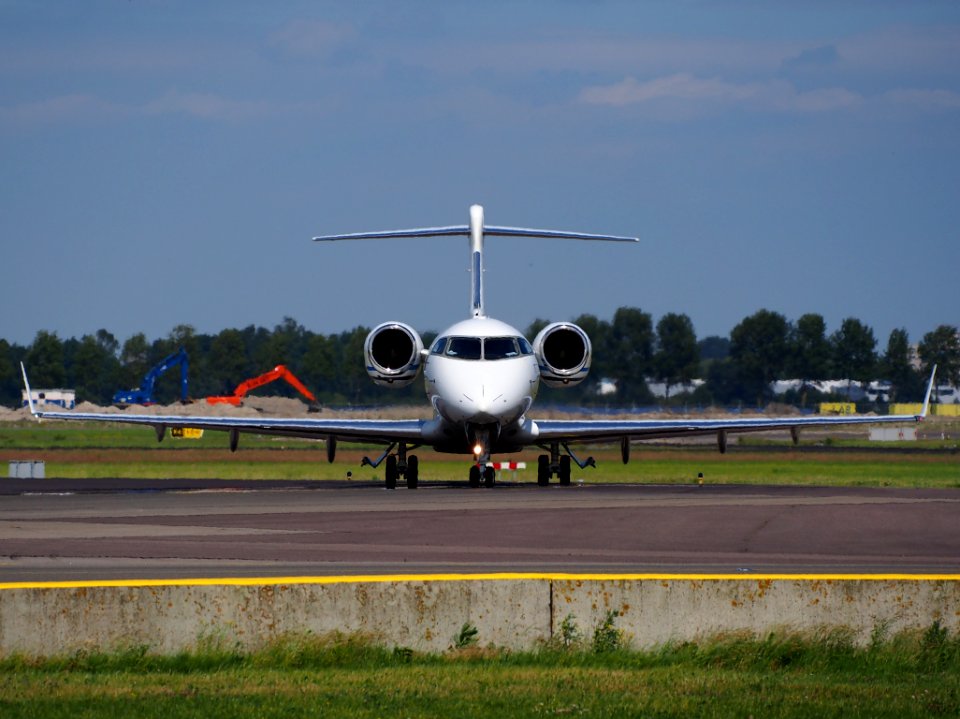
[422,316,540,456]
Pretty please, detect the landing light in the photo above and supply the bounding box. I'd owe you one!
[473,443,483,456]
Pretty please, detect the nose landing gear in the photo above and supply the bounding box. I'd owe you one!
[468,463,497,488]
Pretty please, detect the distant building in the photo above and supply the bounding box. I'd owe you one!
[21,389,75,410]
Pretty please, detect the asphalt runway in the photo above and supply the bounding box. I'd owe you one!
[1,479,959,582]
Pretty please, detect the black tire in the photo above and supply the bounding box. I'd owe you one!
[385,454,398,490]
[483,465,496,487]
[537,454,550,486]
[468,464,481,488]
[558,455,571,486]
[406,455,419,489]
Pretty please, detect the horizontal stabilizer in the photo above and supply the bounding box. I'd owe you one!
[314,226,470,241]
[484,226,638,242]
[314,225,638,243]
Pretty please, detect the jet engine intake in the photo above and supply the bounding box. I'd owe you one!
[533,322,591,388]
[364,322,424,388]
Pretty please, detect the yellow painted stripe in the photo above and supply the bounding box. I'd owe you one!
[1,572,959,590]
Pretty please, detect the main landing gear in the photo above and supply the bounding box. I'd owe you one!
[362,443,419,489]
[537,442,596,487]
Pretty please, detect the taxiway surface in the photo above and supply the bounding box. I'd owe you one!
[2,479,959,582]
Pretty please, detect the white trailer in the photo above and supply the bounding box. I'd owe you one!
[21,388,76,409]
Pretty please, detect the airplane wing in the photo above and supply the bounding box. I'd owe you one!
[20,364,423,447]
[535,366,936,446]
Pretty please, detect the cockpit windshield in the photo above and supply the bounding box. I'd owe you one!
[445,337,482,360]
[436,336,531,361]
[484,337,519,360]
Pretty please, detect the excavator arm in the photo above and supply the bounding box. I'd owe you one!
[206,365,320,411]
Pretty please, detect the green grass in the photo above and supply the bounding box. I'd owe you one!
[0,421,315,451]
[2,421,958,487]
[27,454,959,487]
[2,627,959,718]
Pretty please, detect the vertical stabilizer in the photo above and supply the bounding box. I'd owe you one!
[920,364,937,418]
[469,204,485,318]
[20,362,38,418]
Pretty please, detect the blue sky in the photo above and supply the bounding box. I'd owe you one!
[2,1,958,349]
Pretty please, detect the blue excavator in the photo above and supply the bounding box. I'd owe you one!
[112,347,189,406]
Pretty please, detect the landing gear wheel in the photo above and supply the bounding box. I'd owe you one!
[385,454,398,490]
[406,455,419,489]
[483,465,496,487]
[537,454,550,486]
[558,455,571,486]
[468,464,481,488]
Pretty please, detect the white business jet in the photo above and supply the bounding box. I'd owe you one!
[22,204,935,489]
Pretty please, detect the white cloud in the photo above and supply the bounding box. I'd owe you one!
[774,85,863,112]
[267,19,355,57]
[143,90,272,121]
[579,74,863,114]
[883,87,960,109]
[0,93,127,123]
[579,73,759,106]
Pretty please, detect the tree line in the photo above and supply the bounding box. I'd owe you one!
[1,310,956,409]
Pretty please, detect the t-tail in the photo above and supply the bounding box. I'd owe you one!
[313,203,638,318]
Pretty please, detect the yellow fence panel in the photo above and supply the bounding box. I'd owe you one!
[819,402,856,415]
[890,403,923,415]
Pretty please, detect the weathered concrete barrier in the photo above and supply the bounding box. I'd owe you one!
[0,574,957,656]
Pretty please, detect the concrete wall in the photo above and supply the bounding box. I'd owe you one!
[1,576,958,656]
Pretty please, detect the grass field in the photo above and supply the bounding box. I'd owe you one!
[2,628,959,718]
[1,420,957,487]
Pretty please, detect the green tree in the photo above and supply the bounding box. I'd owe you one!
[118,333,150,395]
[788,313,832,407]
[653,313,699,399]
[208,328,250,395]
[918,325,960,388]
[831,318,877,392]
[729,309,790,404]
[0,339,22,407]
[336,326,372,404]
[789,314,831,381]
[26,331,66,388]
[301,333,337,401]
[882,328,921,401]
[70,333,121,404]
[257,317,308,369]
[607,307,654,404]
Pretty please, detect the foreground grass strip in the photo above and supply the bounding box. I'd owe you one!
[30,453,960,487]
[2,628,959,718]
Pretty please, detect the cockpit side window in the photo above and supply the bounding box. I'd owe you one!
[445,337,482,360]
[517,337,533,355]
[484,337,519,360]
[431,337,447,355]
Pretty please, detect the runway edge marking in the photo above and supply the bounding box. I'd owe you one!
[2,572,959,590]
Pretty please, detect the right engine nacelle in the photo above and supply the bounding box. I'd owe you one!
[532,322,592,388]
[364,322,424,388]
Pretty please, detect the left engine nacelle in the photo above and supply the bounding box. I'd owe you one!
[532,322,592,388]
[364,322,424,388]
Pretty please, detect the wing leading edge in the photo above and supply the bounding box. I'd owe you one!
[534,365,937,445]
[20,364,424,446]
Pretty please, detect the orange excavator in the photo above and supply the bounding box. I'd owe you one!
[206,365,321,412]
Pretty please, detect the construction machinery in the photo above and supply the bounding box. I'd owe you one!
[206,365,321,411]
[113,347,189,406]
